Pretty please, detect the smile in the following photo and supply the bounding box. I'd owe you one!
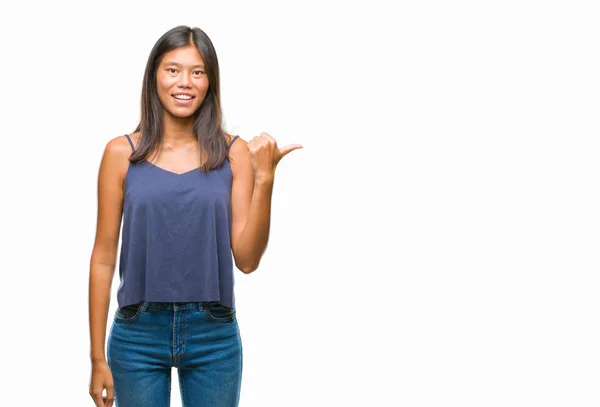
[172,94,195,105]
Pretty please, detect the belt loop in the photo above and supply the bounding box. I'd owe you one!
[197,302,204,311]
[141,301,149,312]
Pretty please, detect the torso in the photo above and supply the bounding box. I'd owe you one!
[116,132,238,309]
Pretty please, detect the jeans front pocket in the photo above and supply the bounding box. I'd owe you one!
[115,302,142,323]
[205,301,236,322]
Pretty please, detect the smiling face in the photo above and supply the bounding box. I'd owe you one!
[156,45,209,120]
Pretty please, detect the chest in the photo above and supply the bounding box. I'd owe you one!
[124,161,233,210]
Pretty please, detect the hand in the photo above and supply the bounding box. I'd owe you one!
[89,361,115,407]
[248,132,303,181]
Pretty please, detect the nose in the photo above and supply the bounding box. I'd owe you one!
[178,72,192,87]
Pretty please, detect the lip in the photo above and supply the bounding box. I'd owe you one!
[172,95,195,105]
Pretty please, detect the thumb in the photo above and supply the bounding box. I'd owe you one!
[278,144,303,160]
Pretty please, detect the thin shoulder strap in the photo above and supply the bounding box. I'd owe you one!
[228,135,240,149]
[124,134,135,153]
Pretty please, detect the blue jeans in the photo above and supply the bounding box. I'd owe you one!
[107,301,243,407]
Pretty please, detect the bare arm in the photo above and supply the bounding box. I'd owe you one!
[229,136,267,273]
[89,136,129,363]
[229,133,302,273]
[233,175,274,274]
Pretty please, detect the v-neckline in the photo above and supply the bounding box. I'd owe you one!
[146,162,201,176]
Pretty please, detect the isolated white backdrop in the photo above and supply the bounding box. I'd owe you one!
[1,0,599,406]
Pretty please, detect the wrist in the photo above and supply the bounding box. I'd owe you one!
[91,356,107,364]
[254,174,274,185]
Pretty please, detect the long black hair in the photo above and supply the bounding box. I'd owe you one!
[130,25,229,172]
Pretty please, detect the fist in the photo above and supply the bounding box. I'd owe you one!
[247,132,303,180]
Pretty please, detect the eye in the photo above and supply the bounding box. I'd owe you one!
[193,70,204,75]
[167,68,177,73]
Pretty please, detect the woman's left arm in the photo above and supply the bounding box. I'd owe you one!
[229,132,302,274]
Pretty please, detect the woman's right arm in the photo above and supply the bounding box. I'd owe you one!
[88,136,129,406]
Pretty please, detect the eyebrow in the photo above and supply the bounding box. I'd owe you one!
[164,61,205,69]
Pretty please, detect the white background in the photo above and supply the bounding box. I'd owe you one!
[1,0,598,406]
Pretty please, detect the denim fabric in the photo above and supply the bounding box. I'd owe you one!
[107,301,242,407]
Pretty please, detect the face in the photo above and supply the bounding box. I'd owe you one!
[156,46,209,119]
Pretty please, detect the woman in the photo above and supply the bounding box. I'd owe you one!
[88,25,302,407]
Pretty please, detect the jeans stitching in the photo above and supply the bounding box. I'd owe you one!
[181,310,186,359]
[114,302,142,322]
[173,308,178,367]
[205,302,236,322]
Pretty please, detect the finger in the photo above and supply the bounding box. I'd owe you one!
[105,386,115,407]
[262,133,277,144]
[250,136,267,149]
[278,144,304,159]
[91,392,103,407]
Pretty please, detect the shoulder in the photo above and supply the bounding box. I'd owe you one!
[225,133,248,158]
[225,132,247,149]
[104,134,135,160]
[224,132,244,146]
[100,133,138,184]
[224,133,250,178]
[106,133,139,153]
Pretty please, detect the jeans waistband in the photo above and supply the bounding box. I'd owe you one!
[141,301,209,311]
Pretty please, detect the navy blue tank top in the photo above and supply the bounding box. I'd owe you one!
[116,133,240,309]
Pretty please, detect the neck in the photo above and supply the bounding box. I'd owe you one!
[162,114,196,144]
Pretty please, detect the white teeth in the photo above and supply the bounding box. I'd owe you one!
[173,95,192,100]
